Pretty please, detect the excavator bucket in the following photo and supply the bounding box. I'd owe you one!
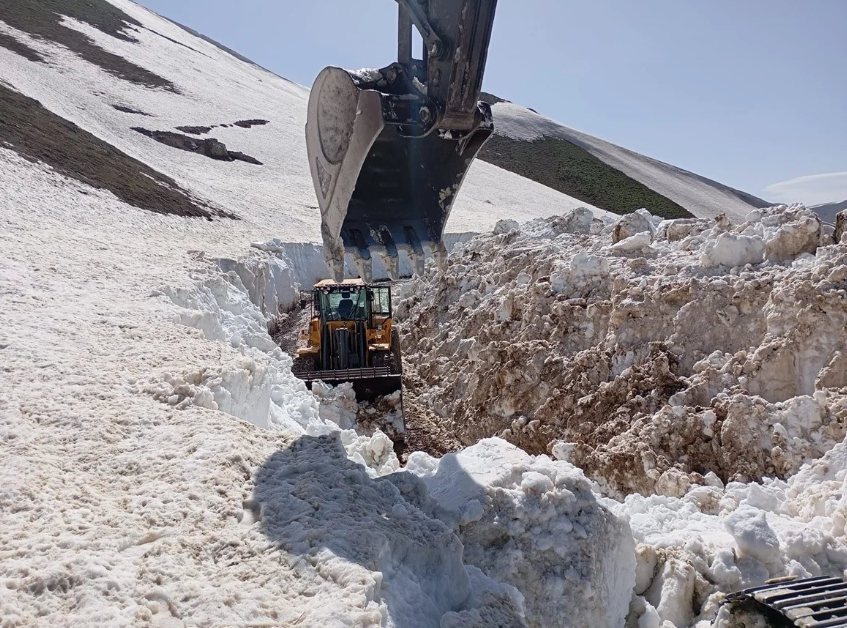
[306,0,498,282]
[306,67,493,282]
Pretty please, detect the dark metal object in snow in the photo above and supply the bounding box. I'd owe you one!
[720,576,847,627]
[292,366,402,403]
[305,0,498,282]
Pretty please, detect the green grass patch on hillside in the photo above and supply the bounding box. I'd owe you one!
[0,0,175,91]
[479,134,694,219]
[0,84,233,219]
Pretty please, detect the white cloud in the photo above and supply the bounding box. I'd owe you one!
[764,171,847,206]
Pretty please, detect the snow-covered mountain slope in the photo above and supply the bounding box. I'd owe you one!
[0,0,616,248]
[481,100,770,223]
[811,200,847,225]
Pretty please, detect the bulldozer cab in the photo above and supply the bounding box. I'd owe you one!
[318,287,366,321]
[311,280,391,323]
[293,280,401,402]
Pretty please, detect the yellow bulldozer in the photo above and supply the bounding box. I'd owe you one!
[292,279,402,402]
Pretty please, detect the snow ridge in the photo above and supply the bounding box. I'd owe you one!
[492,101,769,222]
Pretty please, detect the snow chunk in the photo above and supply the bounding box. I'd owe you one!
[493,219,520,234]
[610,231,653,253]
[406,438,636,628]
[550,252,610,297]
[612,209,656,244]
[701,232,765,268]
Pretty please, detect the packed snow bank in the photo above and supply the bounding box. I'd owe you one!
[398,204,847,497]
[404,439,636,628]
[139,245,325,433]
[609,437,847,627]
[251,434,527,628]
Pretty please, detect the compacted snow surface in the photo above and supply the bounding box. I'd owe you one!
[3,1,847,627]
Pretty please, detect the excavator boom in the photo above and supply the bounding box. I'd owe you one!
[306,0,498,281]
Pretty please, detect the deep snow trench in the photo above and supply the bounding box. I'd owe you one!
[143,235,636,628]
[4,2,839,623]
[148,202,847,628]
[3,142,835,627]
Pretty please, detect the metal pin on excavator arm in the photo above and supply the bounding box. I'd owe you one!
[306,0,498,282]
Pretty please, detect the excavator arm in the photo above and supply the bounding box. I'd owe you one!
[396,0,497,131]
[306,0,498,281]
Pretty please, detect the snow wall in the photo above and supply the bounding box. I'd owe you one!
[148,204,847,628]
[149,230,635,628]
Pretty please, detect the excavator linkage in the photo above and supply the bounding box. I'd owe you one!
[306,0,498,281]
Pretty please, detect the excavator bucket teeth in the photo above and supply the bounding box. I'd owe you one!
[306,66,493,281]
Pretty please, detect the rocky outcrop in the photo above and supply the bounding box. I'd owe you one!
[132,128,263,165]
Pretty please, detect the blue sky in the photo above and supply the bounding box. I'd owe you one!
[137,0,847,204]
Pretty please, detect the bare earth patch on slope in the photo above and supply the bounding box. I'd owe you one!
[112,104,150,116]
[0,0,175,91]
[0,31,45,62]
[175,120,270,135]
[479,134,694,220]
[234,119,269,129]
[175,125,213,135]
[132,128,263,165]
[0,85,233,219]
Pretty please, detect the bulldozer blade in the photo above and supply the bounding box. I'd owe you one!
[295,366,402,404]
[306,66,493,281]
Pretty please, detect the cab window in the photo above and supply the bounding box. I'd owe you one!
[371,287,391,316]
[320,288,367,321]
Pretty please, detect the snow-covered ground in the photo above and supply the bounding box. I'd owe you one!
[3,1,847,627]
